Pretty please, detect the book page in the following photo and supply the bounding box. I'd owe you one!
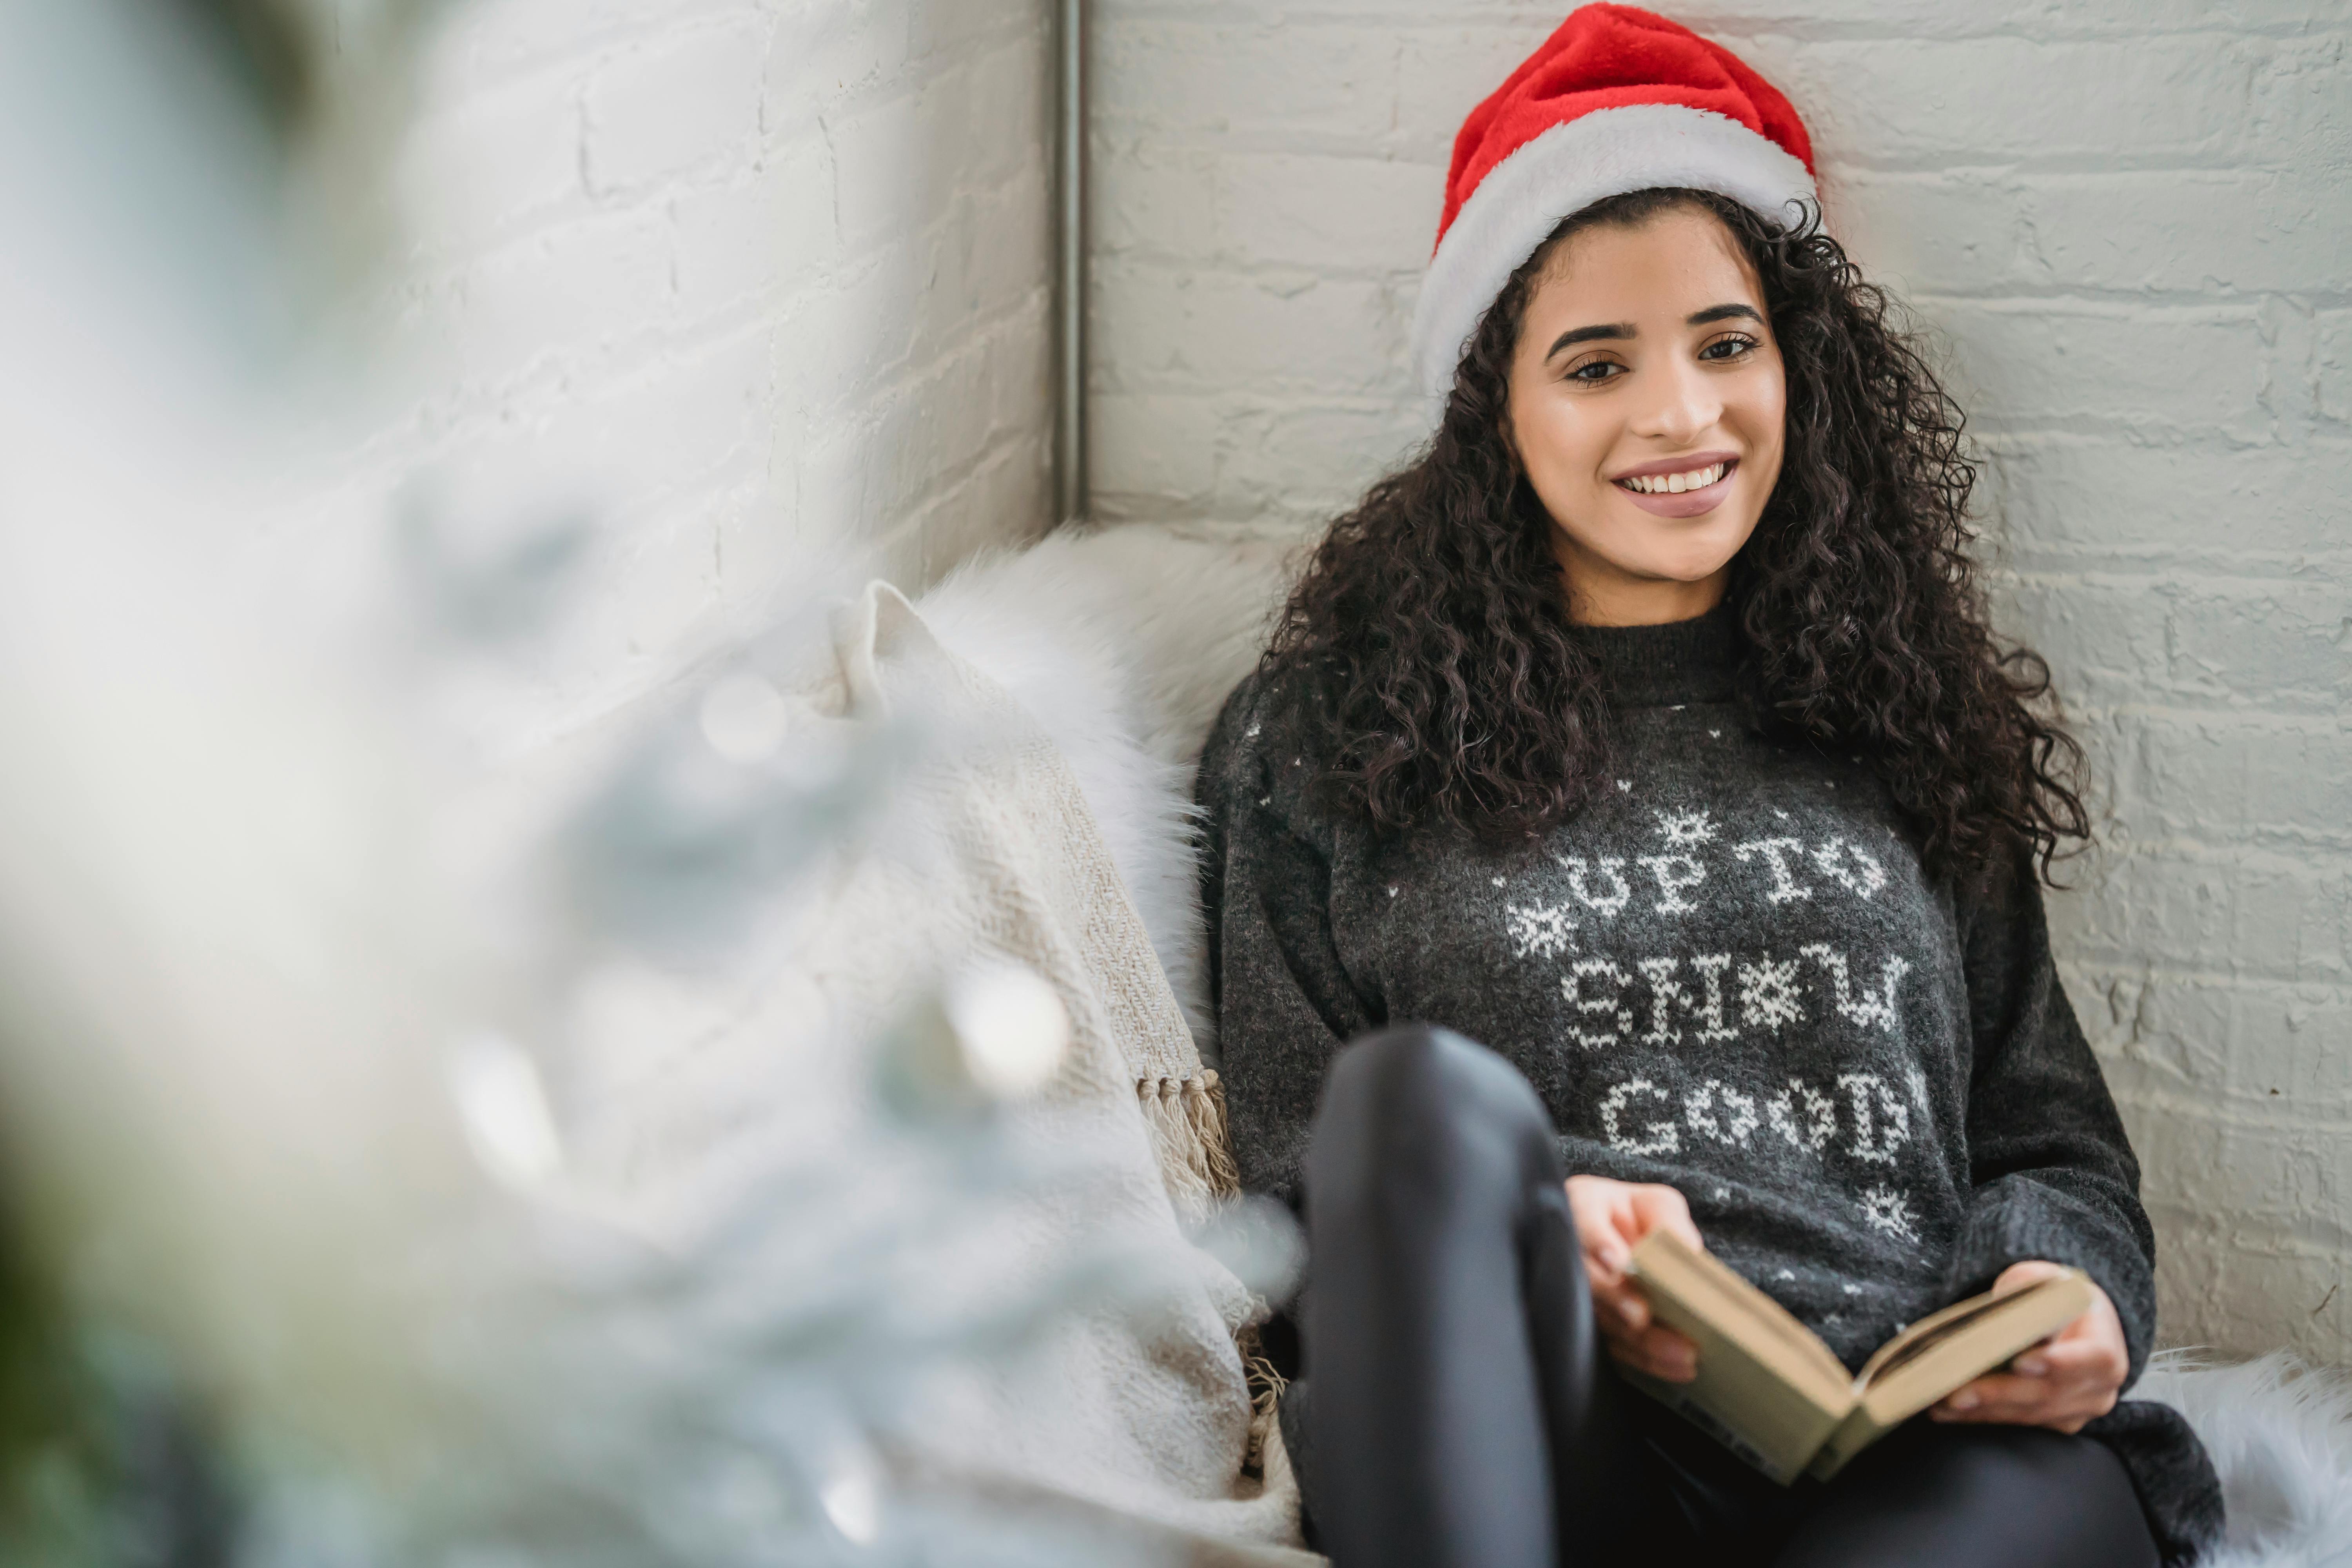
[1859,1271,2092,1421]
[1857,1270,2091,1395]
[1808,1270,2095,1481]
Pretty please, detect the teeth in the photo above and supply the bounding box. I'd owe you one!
[1624,462,1727,494]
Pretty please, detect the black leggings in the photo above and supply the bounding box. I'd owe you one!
[1289,1024,2161,1568]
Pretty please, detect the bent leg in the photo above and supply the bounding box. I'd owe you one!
[1299,1024,1673,1568]
[1775,1421,2159,1568]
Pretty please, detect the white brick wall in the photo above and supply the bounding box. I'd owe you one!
[341,0,1051,731]
[1093,0,2352,1366]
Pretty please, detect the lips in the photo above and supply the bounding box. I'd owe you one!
[1613,455,1740,519]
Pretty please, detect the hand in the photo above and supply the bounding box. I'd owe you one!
[1566,1174,1705,1382]
[1929,1261,2128,1433]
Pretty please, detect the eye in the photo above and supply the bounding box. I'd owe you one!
[1565,359,1625,384]
[1697,333,1760,362]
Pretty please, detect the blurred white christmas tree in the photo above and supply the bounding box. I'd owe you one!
[0,4,1280,1563]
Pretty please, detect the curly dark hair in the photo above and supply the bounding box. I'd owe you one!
[1263,187,2088,884]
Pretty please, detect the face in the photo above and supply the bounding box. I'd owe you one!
[1505,204,1787,626]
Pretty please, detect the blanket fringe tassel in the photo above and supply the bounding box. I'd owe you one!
[1134,1071,1290,1481]
[1135,1069,1242,1224]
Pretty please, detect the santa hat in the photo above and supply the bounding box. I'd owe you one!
[1410,5,1817,403]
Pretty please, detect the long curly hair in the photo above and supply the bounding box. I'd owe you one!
[1263,187,2088,884]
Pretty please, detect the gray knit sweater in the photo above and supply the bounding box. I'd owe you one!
[1197,608,2221,1561]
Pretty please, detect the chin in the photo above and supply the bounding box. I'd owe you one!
[1619,533,1749,585]
[1628,516,1757,577]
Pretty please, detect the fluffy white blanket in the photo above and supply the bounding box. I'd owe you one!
[920,522,2352,1568]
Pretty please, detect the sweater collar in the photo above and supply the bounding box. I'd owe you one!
[1572,603,1740,707]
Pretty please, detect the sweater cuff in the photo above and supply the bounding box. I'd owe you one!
[1947,1175,2158,1387]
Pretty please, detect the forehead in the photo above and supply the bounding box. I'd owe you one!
[1529,206,1764,324]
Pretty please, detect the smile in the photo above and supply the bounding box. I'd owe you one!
[1616,460,1733,495]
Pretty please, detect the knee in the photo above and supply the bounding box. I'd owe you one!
[1309,1024,1553,1200]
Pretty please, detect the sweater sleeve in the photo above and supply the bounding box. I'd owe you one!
[1197,672,1382,1209]
[1947,840,2160,1385]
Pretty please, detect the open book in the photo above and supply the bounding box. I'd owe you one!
[1619,1229,2093,1484]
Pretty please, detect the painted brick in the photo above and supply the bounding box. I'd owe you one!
[1097,147,1220,261]
[1214,153,1441,271]
[397,68,586,256]
[1794,34,2346,171]
[1207,399,1428,521]
[2318,310,2352,426]
[1926,301,2269,440]
[583,19,769,195]
[1840,167,2352,300]
[1997,569,2352,714]
[2065,845,2349,987]
[345,0,1053,724]
[438,0,736,80]
[1979,437,2352,572]
[915,168,1051,342]
[668,140,836,322]
[1094,261,1403,395]
[437,209,677,393]
[1096,22,1401,148]
[1088,391,1225,518]
[2109,713,2352,855]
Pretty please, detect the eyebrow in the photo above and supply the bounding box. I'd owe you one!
[1543,302,1764,361]
[1544,321,1634,359]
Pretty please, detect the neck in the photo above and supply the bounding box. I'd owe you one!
[1563,565,1730,627]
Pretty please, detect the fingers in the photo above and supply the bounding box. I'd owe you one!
[1929,1368,2119,1432]
[1586,1270,1696,1381]
[1566,1176,1704,1266]
[1990,1258,2067,1296]
[1564,1176,1639,1276]
[2011,1333,2126,1384]
[1566,1175,1704,1386]
[1625,1183,1705,1252]
[1581,1222,1633,1282]
[1588,1278,1650,1335]
[1600,1321,1699,1382]
[1933,1371,2048,1419]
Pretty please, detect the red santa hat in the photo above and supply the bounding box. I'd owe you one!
[1410,5,1817,403]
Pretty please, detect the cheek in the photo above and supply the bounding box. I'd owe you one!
[1514,395,1612,495]
[1732,366,1789,464]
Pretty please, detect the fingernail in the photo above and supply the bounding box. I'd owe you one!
[1948,1391,1978,1411]
[2015,1356,2049,1377]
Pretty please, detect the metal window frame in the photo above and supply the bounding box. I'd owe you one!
[1051,0,1086,528]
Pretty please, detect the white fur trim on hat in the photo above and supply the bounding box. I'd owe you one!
[1410,102,1818,409]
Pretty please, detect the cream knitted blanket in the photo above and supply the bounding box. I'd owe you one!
[575,580,1308,1564]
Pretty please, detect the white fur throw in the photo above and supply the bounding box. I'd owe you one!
[922,521,2352,1568]
[918,523,1295,1050]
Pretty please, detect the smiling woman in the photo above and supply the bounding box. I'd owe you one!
[1196,6,2227,1567]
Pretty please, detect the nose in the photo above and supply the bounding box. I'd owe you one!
[1631,355,1722,448]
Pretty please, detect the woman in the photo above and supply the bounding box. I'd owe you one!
[1195,8,2224,1567]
